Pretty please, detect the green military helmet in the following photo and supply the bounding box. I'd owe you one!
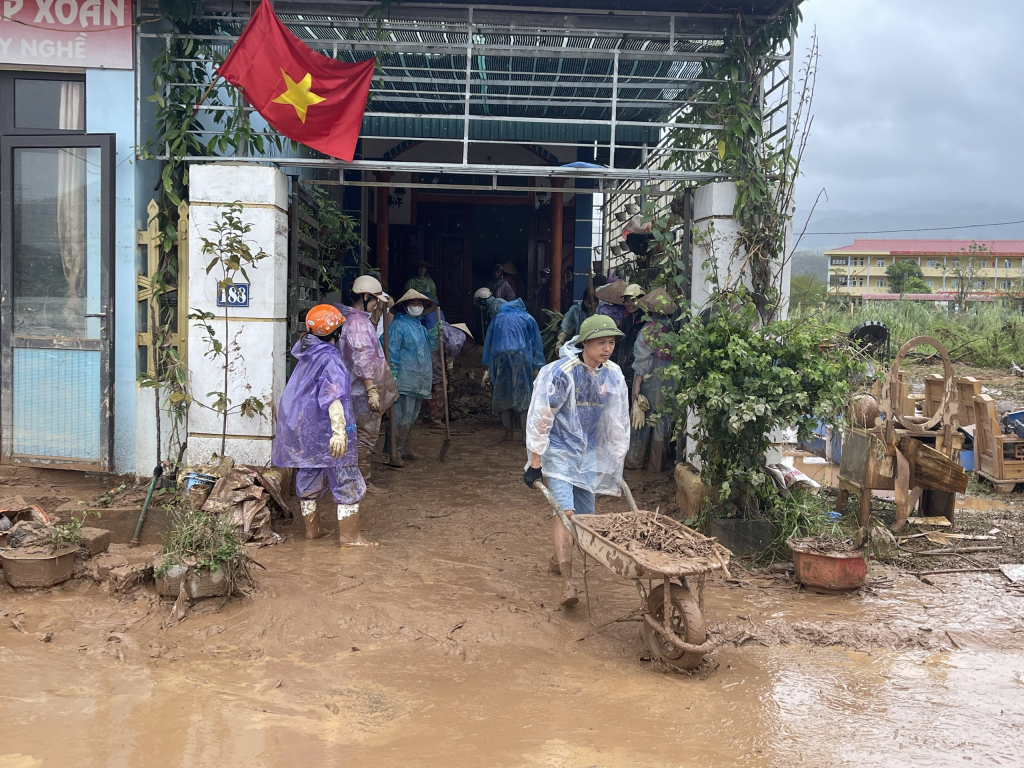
[577,314,624,342]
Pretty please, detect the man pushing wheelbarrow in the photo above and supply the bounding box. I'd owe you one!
[523,315,630,606]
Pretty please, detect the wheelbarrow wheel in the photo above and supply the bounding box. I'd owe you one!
[642,582,706,670]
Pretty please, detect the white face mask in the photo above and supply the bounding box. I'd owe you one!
[407,305,425,317]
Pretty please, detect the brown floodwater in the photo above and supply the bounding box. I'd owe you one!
[1,423,1022,767]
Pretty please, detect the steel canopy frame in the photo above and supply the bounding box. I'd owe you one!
[138,0,795,184]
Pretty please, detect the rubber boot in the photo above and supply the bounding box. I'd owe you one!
[402,431,423,460]
[500,409,514,441]
[337,503,376,547]
[559,557,579,607]
[390,426,408,467]
[300,499,327,540]
[359,447,388,495]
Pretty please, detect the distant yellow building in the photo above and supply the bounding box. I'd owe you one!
[825,239,1024,302]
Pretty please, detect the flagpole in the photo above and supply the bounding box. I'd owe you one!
[193,74,226,115]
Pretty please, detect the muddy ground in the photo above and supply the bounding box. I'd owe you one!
[2,419,1024,767]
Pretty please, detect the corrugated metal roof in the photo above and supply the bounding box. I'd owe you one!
[360,115,658,143]
[828,239,1024,255]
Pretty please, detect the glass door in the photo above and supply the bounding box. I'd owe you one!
[1,134,114,470]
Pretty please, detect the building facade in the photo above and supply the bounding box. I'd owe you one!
[1,0,795,475]
[826,239,1024,301]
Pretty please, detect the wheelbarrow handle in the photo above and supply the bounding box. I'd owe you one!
[533,479,576,536]
[620,479,639,513]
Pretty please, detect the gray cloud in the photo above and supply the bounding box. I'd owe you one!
[795,0,1024,243]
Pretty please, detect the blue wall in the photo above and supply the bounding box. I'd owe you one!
[86,69,136,473]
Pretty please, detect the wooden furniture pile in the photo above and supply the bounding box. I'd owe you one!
[837,336,970,533]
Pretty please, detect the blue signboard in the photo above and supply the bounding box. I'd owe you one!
[217,283,250,307]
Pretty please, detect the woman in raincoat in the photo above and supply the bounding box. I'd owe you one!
[523,314,630,606]
[333,274,399,493]
[625,287,677,471]
[482,298,545,441]
[272,304,369,547]
[386,289,435,466]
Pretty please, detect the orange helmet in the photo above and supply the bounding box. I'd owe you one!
[305,304,345,337]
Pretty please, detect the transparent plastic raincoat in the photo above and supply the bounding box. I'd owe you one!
[387,311,433,398]
[334,305,399,421]
[526,339,630,495]
[482,299,545,413]
[272,334,359,468]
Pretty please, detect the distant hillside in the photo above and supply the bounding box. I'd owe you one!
[790,249,827,281]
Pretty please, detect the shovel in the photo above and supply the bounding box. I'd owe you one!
[438,328,452,461]
[381,304,398,466]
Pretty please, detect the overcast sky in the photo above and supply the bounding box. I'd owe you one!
[794,1,1024,248]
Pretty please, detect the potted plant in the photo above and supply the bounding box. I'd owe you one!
[0,514,90,589]
[154,506,254,600]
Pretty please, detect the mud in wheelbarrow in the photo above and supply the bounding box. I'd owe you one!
[570,488,732,670]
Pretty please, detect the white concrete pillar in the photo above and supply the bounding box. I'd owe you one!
[186,163,290,466]
[685,180,793,467]
[690,181,745,312]
[690,180,791,318]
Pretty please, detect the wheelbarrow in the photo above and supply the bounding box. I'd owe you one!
[534,479,732,670]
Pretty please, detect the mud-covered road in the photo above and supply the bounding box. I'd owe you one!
[2,420,1023,767]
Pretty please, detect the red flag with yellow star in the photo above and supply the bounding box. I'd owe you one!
[218,0,375,161]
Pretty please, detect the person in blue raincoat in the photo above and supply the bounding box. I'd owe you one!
[417,293,445,426]
[523,314,630,606]
[272,304,369,547]
[386,289,435,466]
[482,298,545,442]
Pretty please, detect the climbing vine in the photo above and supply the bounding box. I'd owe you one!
[623,6,862,519]
[667,3,809,318]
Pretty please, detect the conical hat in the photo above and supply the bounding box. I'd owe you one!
[390,289,438,315]
[500,260,518,275]
[638,286,678,316]
[595,278,627,306]
[451,322,474,342]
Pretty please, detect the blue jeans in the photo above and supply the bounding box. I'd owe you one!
[546,477,595,515]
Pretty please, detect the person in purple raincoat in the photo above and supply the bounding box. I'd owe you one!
[334,274,399,495]
[272,304,370,547]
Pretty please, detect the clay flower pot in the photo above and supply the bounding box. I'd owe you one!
[787,538,868,591]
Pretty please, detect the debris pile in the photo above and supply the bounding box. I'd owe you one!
[588,511,718,559]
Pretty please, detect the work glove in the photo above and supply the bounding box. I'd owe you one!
[328,400,348,458]
[523,466,543,489]
[365,382,381,413]
[556,332,567,348]
[631,394,651,430]
[481,369,491,388]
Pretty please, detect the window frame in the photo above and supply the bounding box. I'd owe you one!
[0,71,87,138]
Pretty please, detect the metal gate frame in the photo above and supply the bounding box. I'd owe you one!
[287,177,321,351]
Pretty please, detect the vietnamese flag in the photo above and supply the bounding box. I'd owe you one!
[218,0,375,161]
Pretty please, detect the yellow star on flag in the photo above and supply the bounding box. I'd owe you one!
[272,70,326,123]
